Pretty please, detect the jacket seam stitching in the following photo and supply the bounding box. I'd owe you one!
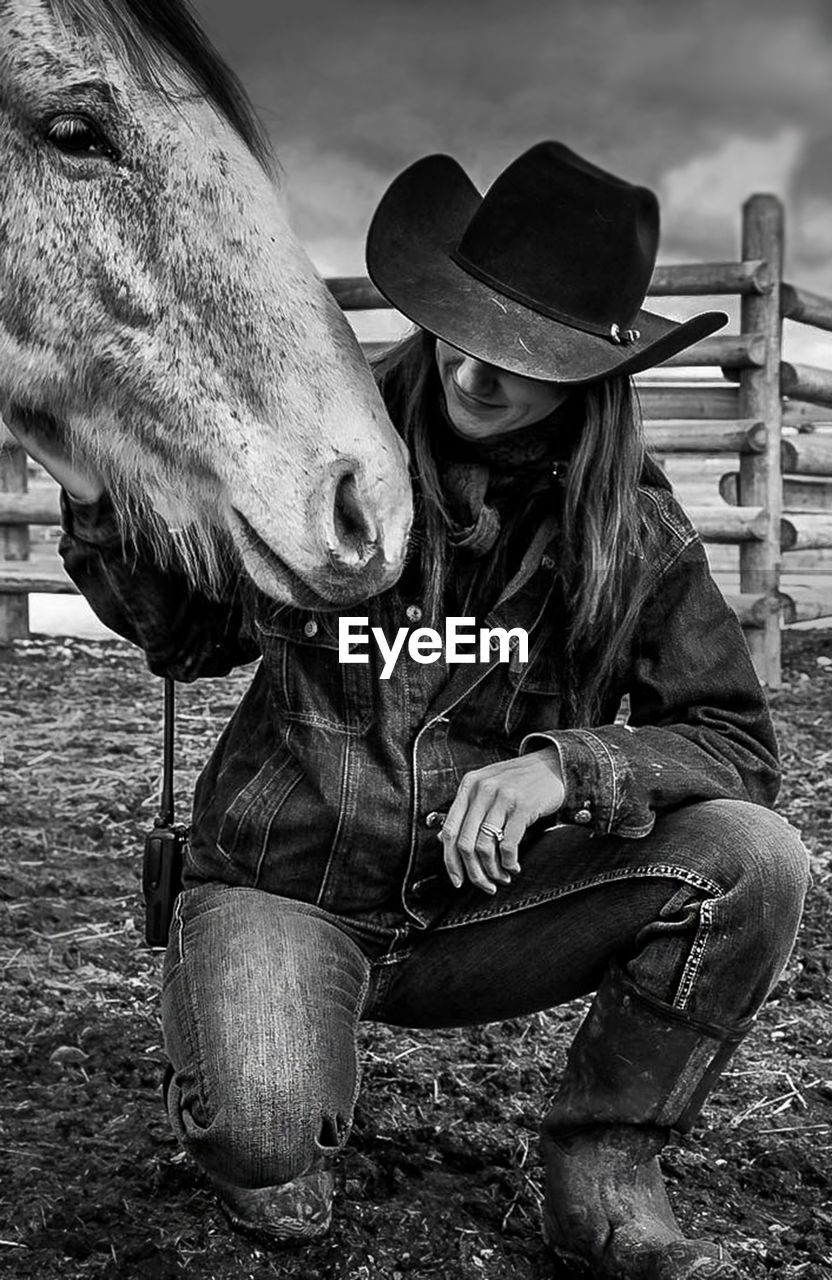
[573,728,618,834]
[640,488,697,578]
[252,763,306,889]
[316,735,353,908]
[216,742,297,864]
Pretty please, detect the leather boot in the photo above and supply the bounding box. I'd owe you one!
[212,1162,334,1246]
[162,1064,334,1246]
[541,964,750,1278]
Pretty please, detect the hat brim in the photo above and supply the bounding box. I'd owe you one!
[366,154,727,384]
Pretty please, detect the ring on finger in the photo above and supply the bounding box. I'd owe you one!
[479,821,504,843]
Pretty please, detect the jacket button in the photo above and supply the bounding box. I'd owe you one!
[573,807,593,825]
[541,554,556,570]
[303,619,319,638]
[425,810,446,829]
[406,604,423,623]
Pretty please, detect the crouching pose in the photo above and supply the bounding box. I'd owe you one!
[14,142,809,1278]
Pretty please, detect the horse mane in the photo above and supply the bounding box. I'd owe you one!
[50,0,275,173]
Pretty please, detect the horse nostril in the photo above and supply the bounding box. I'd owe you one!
[333,470,374,562]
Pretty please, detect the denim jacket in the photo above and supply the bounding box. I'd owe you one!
[59,479,779,930]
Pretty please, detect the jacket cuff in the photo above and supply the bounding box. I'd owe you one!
[519,728,656,838]
[60,489,122,545]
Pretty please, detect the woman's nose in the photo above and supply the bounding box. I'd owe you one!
[456,357,498,396]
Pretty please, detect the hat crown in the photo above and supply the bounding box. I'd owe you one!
[452,142,659,336]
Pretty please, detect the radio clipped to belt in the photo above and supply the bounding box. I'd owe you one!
[142,677,187,948]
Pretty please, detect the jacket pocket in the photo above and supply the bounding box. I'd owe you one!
[216,738,306,875]
[502,626,563,738]
[254,607,375,735]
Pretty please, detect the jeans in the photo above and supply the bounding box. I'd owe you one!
[160,799,809,1189]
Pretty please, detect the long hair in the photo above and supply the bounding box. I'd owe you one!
[373,330,658,725]
[558,376,654,723]
[374,329,465,622]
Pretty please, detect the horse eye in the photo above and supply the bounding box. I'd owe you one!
[46,115,118,162]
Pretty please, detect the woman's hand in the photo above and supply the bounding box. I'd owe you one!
[3,409,104,502]
[439,746,565,893]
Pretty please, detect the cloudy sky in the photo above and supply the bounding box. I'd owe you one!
[191,0,832,359]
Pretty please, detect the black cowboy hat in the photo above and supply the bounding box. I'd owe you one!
[366,141,727,384]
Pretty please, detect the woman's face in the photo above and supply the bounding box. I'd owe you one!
[435,339,570,441]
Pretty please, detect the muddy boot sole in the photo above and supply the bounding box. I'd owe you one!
[214,1164,334,1248]
[542,1211,739,1280]
[541,1127,738,1280]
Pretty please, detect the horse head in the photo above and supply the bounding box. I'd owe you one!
[0,0,413,608]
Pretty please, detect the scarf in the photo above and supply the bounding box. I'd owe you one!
[435,397,582,557]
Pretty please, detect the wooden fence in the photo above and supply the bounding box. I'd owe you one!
[3,192,832,684]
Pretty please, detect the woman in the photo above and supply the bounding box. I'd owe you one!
[14,142,808,1279]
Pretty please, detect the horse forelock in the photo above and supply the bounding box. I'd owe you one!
[36,0,275,175]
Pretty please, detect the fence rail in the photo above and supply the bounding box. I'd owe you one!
[4,193,832,682]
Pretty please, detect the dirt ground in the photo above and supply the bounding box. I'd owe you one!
[1,629,830,1280]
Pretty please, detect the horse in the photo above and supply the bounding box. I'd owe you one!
[0,0,412,608]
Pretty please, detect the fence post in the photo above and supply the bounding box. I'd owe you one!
[737,196,784,686]
[0,437,30,641]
